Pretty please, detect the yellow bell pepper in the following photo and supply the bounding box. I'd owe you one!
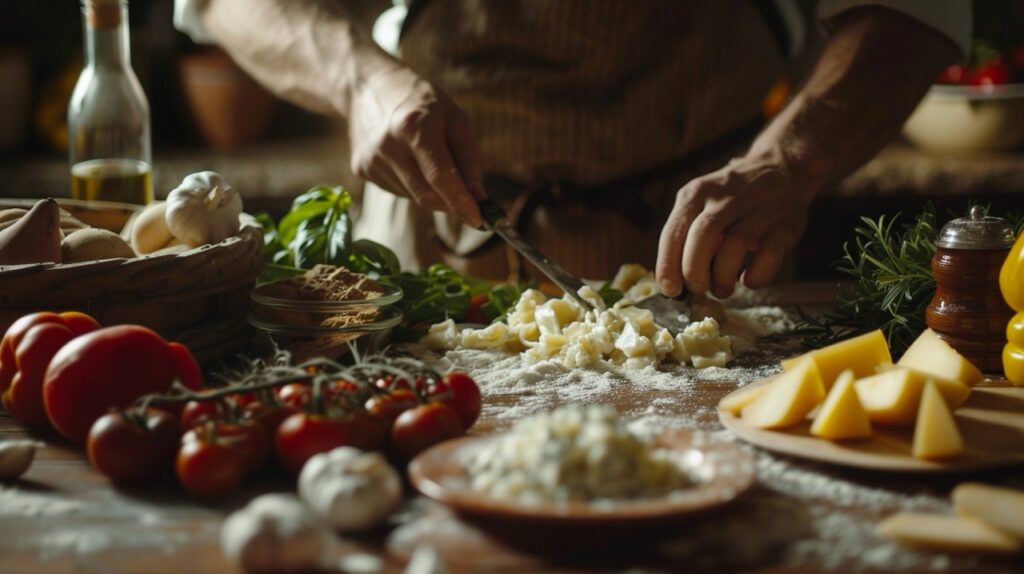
[1000,231,1024,385]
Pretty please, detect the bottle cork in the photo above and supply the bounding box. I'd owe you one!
[85,0,121,29]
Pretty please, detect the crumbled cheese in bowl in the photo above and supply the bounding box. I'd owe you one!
[464,404,696,505]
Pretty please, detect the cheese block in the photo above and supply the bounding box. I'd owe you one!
[878,513,1020,554]
[719,383,767,416]
[953,483,1024,541]
[912,381,964,460]
[781,329,891,389]
[897,328,984,387]
[741,358,825,429]
[854,367,970,426]
[810,369,872,440]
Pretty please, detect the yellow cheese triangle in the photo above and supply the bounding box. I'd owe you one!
[879,512,1020,554]
[854,367,971,426]
[810,369,872,440]
[953,483,1024,542]
[781,329,892,389]
[719,383,767,416]
[898,328,983,386]
[912,381,964,460]
[741,358,825,429]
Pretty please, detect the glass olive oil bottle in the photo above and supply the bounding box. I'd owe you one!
[68,0,153,205]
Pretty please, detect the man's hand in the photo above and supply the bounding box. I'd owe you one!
[348,68,485,227]
[656,153,814,299]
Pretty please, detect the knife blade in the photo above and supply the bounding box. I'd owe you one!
[633,292,693,336]
[477,199,594,309]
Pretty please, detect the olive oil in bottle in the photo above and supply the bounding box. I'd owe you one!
[67,0,153,205]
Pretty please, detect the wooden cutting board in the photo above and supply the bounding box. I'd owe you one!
[719,380,1024,473]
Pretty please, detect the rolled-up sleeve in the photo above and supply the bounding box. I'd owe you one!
[174,0,216,44]
[818,0,972,55]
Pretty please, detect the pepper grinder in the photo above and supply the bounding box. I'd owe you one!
[927,206,1016,372]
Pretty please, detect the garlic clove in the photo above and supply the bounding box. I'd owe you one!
[0,440,41,480]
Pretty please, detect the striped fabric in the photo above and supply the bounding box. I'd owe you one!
[356,0,787,280]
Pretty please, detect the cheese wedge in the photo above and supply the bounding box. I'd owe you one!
[878,513,1020,554]
[854,367,971,426]
[912,381,964,460]
[781,329,892,389]
[953,483,1024,541]
[741,358,825,429]
[719,383,767,416]
[898,328,984,386]
[810,369,872,440]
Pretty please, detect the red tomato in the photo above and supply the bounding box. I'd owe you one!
[0,311,99,415]
[219,421,271,473]
[43,325,203,443]
[969,59,1014,88]
[3,323,76,425]
[277,383,312,410]
[936,63,968,85]
[243,402,299,438]
[275,413,359,475]
[87,408,179,482]
[464,293,489,324]
[391,402,464,461]
[346,411,389,451]
[438,371,482,429]
[180,400,223,432]
[176,440,246,499]
[365,389,419,426]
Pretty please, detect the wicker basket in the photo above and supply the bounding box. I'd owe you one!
[0,198,264,365]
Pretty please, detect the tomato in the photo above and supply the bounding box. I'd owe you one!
[275,413,360,475]
[43,325,203,443]
[3,323,76,425]
[176,440,246,499]
[180,400,223,432]
[969,59,1014,88]
[391,402,464,461]
[182,420,271,474]
[277,383,312,410]
[464,293,489,324]
[346,411,389,451]
[243,402,298,438]
[936,63,968,85]
[87,408,179,482]
[365,389,419,425]
[437,372,482,429]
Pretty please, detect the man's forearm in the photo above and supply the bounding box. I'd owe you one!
[748,7,960,196]
[198,0,400,117]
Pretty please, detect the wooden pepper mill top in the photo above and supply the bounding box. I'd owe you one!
[927,206,1017,373]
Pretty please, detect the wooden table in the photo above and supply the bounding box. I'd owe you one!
[2,283,1022,573]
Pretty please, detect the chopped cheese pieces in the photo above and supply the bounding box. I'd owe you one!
[854,367,970,426]
[912,382,964,460]
[741,358,825,429]
[810,369,872,440]
[878,513,1021,555]
[898,328,984,387]
[953,483,1024,541]
[781,329,892,389]
[719,383,767,416]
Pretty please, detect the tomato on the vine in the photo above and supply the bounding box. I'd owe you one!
[970,58,1014,88]
[365,388,419,426]
[183,421,270,474]
[176,439,246,499]
[277,383,312,410]
[243,401,298,438]
[180,400,222,432]
[87,408,179,482]
[391,402,464,461]
[276,412,366,475]
[431,371,481,429]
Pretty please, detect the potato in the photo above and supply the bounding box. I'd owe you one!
[61,228,135,263]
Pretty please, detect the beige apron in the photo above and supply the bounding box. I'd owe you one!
[354,0,786,281]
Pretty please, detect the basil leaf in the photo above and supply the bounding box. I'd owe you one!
[350,239,401,276]
[598,282,623,307]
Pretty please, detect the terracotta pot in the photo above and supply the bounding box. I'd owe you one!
[179,49,275,151]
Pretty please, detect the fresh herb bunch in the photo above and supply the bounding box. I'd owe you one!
[796,204,1024,356]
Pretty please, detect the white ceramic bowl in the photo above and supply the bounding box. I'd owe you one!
[902,83,1024,153]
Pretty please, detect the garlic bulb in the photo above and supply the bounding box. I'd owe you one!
[298,447,402,533]
[220,493,326,574]
[165,171,242,247]
[0,440,40,480]
[128,202,176,254]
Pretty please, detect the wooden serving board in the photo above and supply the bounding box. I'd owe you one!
[719,379,1024,473]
